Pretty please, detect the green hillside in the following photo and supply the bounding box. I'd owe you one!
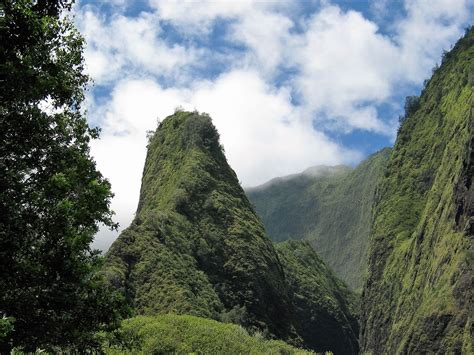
[103,111,361,353]
[247,149,391,291]
[276,241,359,354]
[360,27,474,353]
[102,314,313,354]
[103,111,294,340]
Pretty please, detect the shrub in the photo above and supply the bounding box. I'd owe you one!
[102,315,313,354]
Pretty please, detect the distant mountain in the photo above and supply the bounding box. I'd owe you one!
[252,165,352,190]
[103,111,359,353]
[360,28,474,353]
[247,148,391,291]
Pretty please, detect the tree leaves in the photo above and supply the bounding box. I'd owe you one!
[0,0,125,351]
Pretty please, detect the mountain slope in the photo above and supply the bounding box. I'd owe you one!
[360,28,474,353]
[276,241,359,354]
[247,149,391,290]
[103,111,363,353]
[103,111,294,340]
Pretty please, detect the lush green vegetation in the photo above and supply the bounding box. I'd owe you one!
[102,314,313,354]
[0,1,125,351]
[361,27,474,353]
[105,111,362,353]
[104,111,296,341]
[3,0,470,353]
[247,149,391,291]
[276,241,359,355]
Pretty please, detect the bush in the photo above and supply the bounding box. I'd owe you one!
[0,316,14,344]
[102,314,313,354]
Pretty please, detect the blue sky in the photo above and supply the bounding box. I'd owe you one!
[74,0,473,249]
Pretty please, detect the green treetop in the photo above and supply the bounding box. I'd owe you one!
[0,0,125,351]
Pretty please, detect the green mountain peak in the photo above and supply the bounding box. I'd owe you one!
[105,111,294,339]
[104,111,360,354]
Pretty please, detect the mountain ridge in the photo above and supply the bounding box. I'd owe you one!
[247,147,392,290]
[246,165,352,192]
[360,27,474,353]
[276,240,359,354]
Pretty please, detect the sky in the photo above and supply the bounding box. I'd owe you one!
[73,0,473,250]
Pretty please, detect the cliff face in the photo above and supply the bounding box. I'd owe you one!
[247,149,391,291]
[104,111,294,339]
[361,28,474,353]
[276,241,360,355]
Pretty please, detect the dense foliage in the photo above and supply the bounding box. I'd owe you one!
[247,150,391,291]
[276,241,359,355]
[104,111,296,341]
[104,111,363,353]
[101,314,313,354]
[0,0,124,351]
[361,27,474,353]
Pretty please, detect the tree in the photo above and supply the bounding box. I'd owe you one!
[404,95,420,117]
[0,0,125,351]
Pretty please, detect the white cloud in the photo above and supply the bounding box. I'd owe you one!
[291,6,398,133]
[229,10,294,75]
[77,9,198,84]
[288,1,470,133]
[148,0,296,75]
[149,0,259,32]
[395,0,471,81]
[142,0,470,134]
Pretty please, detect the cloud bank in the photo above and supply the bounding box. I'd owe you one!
[75,0,472,250]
